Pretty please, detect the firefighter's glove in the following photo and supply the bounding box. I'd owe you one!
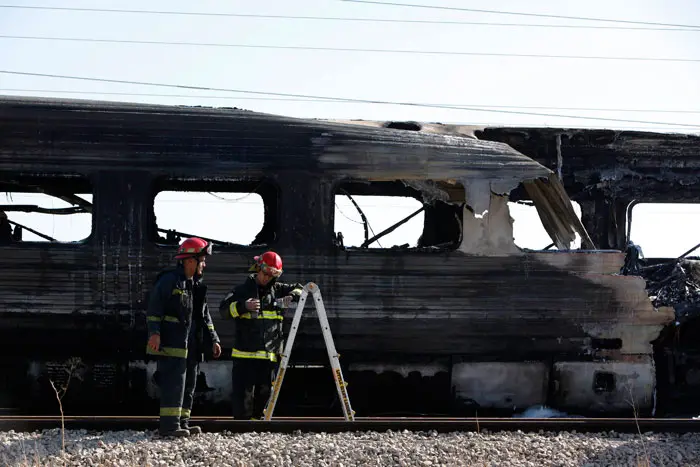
[279,296,294,308]
[246,298,261,311]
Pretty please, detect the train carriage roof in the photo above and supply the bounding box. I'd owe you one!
[0,95,551,186]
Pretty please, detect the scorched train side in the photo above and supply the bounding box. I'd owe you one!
[0,96,693,417]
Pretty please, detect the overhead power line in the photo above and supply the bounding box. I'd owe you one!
[0,4,696,31]
[2,89,700,115]
[4,90,695,132]
[2,35,699,63]
[1,70,699,129]
[2,95,691,132]
[341,0,700,30]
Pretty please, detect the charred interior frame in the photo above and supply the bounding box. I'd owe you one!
[332,179,464,251]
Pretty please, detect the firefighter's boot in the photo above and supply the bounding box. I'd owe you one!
[158,427,189,438]
[181,419,202,435]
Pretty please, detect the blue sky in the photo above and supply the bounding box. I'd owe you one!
[1,0,699,256]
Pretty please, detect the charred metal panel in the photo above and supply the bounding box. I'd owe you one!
[552,360,656,414]
[0,246,97,315]
[277,172,335,251]
[0,96,550,184]
[281,251,669,360]
[473,128,700,200]
[0,248,665,358]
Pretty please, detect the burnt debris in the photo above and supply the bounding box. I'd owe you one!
[627,257,700,325]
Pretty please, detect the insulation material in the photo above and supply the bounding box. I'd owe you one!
[523,173,595,250]
[459,192,520,256]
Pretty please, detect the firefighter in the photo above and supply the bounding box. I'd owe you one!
[219,251,303,420]
[146,237,222,437]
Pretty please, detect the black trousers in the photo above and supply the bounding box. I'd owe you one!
[231,359,276,419]
[156,357,199,431]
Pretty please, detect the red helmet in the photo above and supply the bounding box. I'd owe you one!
[253,251,283,278]
[175,237,212,260]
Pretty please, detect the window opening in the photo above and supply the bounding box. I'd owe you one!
[152,180,276,247]
[335,194,424,248]
[509,200,582,250]
[0,176,93,244]
[333,180,463,250]
[629,203,700,258]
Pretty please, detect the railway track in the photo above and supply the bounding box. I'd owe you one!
[1,416,699,434]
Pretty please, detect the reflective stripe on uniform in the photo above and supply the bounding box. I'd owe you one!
[146,346,188,358]
[230,299,283,320]
[172,289,183,296]
[147,315,179,323]
[207,324,215,331]
[262,310,283,320]
[231,348,278,362]
[160,407,181,417]
[181,409,191,418]
[237,310,282,320]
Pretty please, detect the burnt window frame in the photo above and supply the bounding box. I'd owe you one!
[331,178,464,252]
[0,172,95,247]
[149,176,281,251]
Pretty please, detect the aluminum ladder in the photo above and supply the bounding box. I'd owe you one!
[262,282,355,421]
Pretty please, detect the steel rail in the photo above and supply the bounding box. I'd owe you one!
[1,416,699,433]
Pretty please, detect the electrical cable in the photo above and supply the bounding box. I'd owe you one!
[1,70,699,128]
[2,35,699,63]
[340,0,700,30]
[0,4,696,31]
[2,88,699,114]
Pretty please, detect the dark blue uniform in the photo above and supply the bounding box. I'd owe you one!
[219,274,302,419]
[146,264,220,434]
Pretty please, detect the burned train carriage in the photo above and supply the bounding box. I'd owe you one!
[0,95,694,417]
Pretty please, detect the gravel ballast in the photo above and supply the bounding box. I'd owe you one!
[1,428,699,466]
